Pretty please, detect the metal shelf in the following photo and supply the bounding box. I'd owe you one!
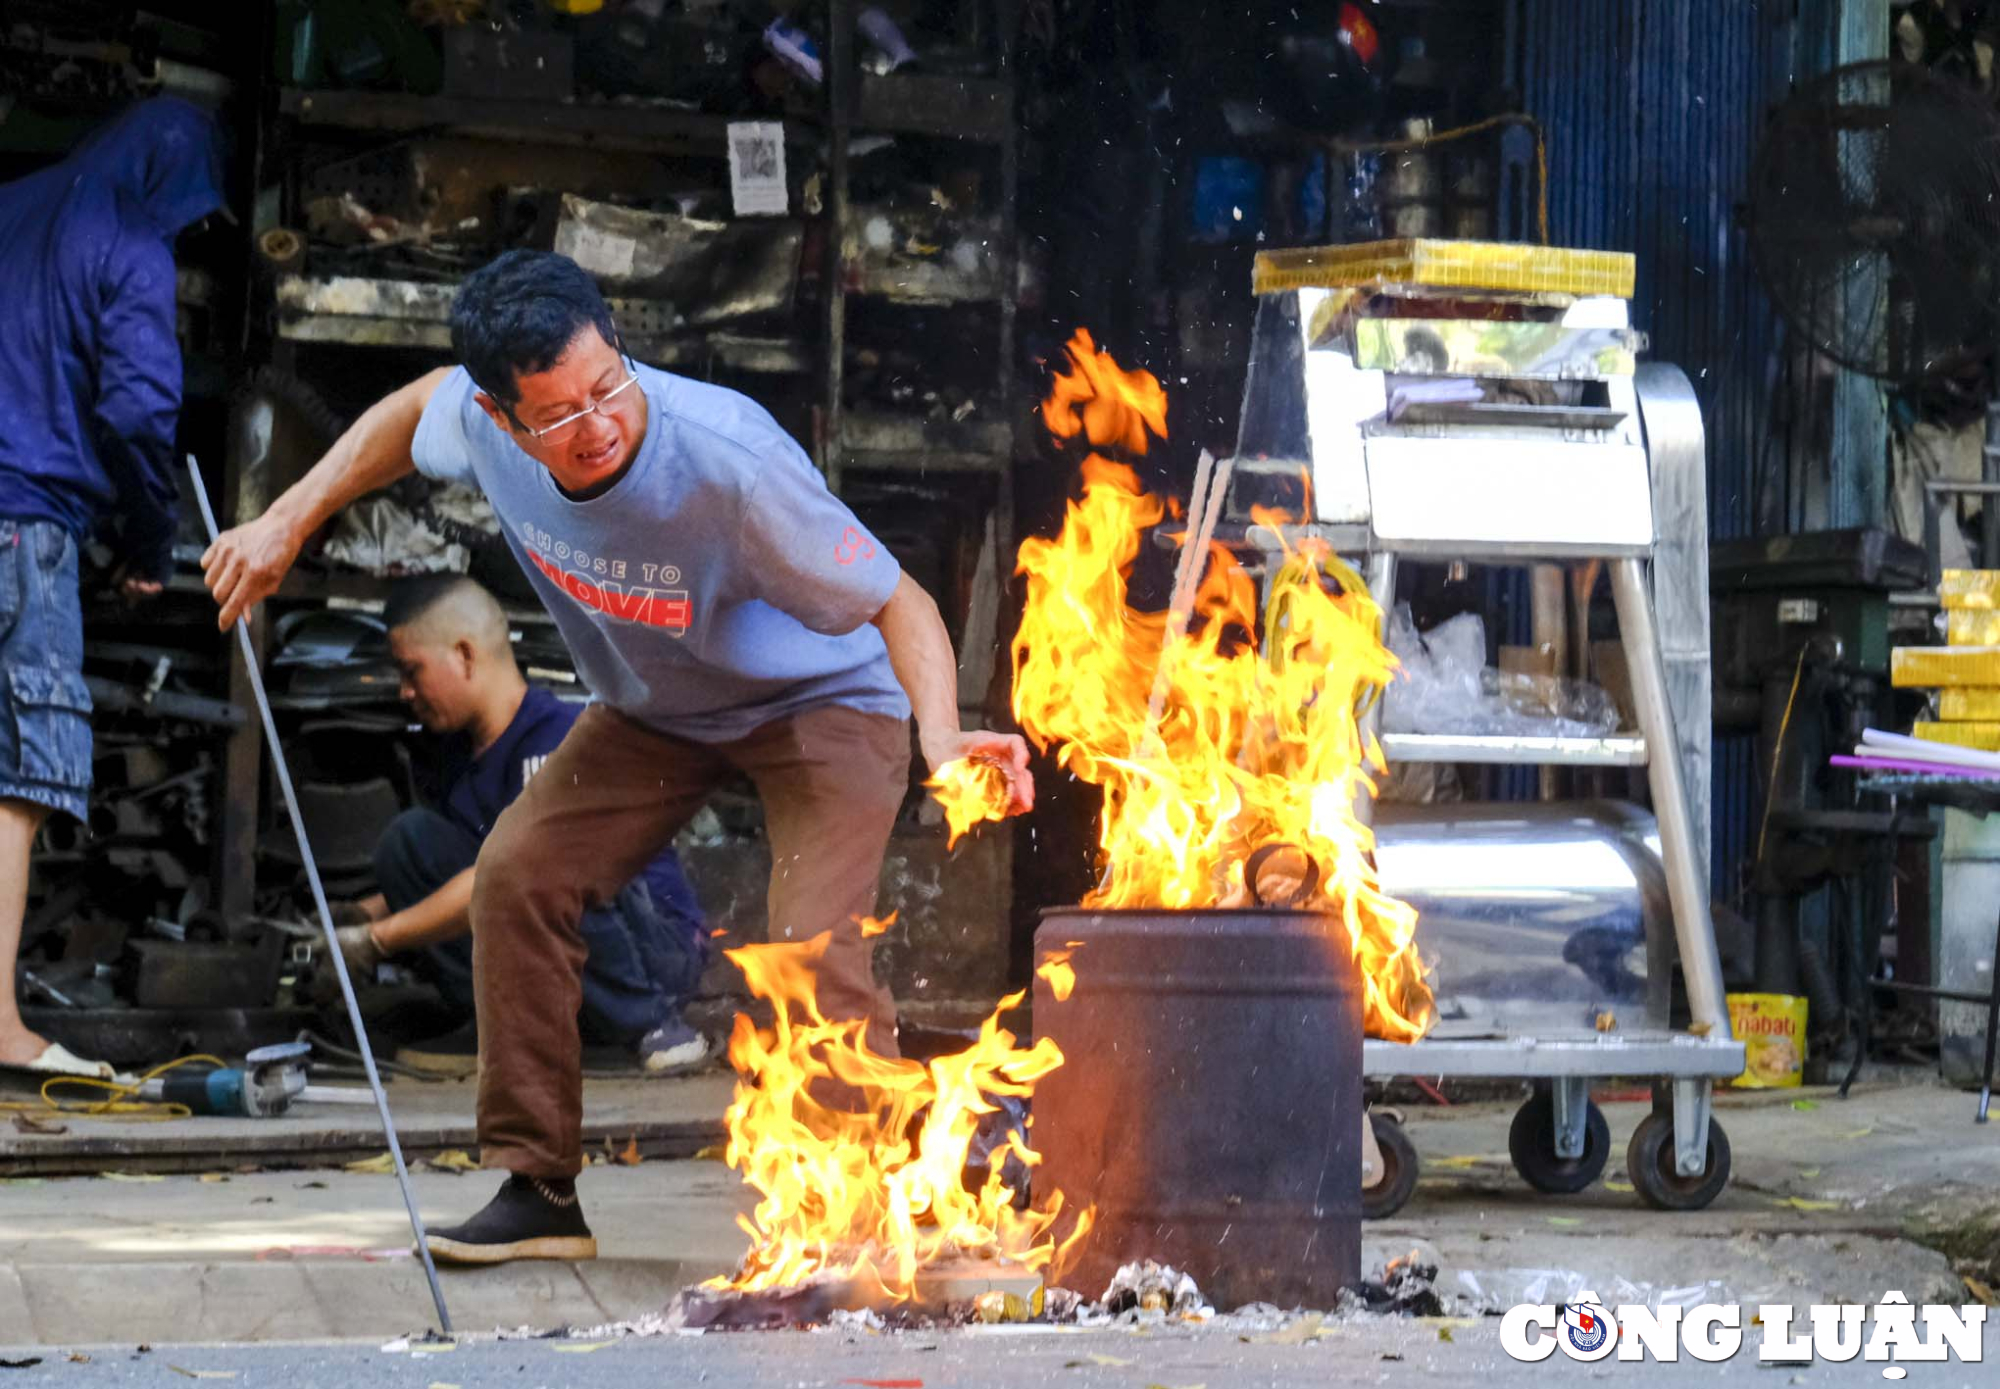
[840,411,1011,455]
[1364,1033,1746,1080]
[273,274,796,373]
[855,71,1013,143]
[278,88,802,156]
[1379,731,1649,766]
[841,450,1008,476]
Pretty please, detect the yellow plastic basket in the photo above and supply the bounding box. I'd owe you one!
[1893,646,2000,688]
[1252,239,1636,299]
[1940,570,2000,610]
[1914,720,2000,751]
[1939,688,2000,721]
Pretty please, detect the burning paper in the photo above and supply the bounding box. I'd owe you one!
[924,756,1014,848]
[1012,330,1433,1041]
[709,932,1090,1302]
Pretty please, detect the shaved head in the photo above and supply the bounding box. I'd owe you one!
[383,576,511,659]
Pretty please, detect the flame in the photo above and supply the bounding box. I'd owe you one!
[1039,327,1168,453]
[1035,950,1077,1002]
[1013,330,1432,1041]
[924,757,1012,848]
[709,932,1084,1300]
[858,911,896,939]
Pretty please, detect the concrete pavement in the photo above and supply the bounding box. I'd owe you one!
[0,1072,1992,1352]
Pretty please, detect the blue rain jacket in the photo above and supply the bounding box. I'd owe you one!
[0,97,226,581]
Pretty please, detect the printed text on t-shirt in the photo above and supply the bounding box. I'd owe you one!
[519,524,690,635]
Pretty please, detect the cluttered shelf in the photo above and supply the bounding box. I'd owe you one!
[277,88,804,155]
[279,69,1015,151]
[271,273,809,374]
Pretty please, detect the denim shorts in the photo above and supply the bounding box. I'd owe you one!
[0,519,91,823]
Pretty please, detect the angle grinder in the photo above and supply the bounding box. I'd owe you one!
[135,1041,369,1118]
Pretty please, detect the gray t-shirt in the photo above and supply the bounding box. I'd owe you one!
[412,364,909,743]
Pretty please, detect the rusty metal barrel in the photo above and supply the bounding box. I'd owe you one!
[1031,906,1362,1309]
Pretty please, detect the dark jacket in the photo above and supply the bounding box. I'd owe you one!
[0,97,226,581]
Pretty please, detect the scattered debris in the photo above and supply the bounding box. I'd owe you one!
[10,1113,64,1135]
[1098,1262,1210,1319]
[167,1368,237,1380]
[972,1290,1029,1323]
[668,1280,847,1331]
[1346,1252,1446,1317]
[550,1341,616,1354]
[0,1358,42,1370]
[1039,1287,1083,1323]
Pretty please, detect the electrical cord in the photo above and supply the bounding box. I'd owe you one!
[1754,646,1812,868]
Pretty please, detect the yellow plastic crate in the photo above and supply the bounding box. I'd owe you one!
[1252,239,1636,299]
[1940,689,2000,721]
[1914,721,2000,751]
[1939,570,2000,610]
[1950,610,2000,645]
[1893,646,2000,687]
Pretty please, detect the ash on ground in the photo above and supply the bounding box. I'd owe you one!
[549,1251,1454,1343]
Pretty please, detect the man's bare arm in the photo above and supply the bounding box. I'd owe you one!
[872,571,1034,812]
[369,868,476,955]
[201,368,453,628]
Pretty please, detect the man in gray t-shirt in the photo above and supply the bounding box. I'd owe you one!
[203,250,1033,1266]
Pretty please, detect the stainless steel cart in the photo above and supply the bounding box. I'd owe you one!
[1226,243,1745,1212]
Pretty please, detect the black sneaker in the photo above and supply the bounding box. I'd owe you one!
[423,1175,597,1264]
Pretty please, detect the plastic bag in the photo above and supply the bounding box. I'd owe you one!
[1383,604,1621,739]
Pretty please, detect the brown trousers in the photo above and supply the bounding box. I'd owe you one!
[470,701,910,1176]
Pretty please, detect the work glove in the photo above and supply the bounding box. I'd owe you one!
[333,923,386,976]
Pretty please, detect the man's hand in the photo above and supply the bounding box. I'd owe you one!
[118,576,162,603]
[330,897,387,928]
[333,923,386,974]
[921,729,1035,815]
[201,511,303,629]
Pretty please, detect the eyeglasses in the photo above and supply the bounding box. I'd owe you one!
[520,369,641,443]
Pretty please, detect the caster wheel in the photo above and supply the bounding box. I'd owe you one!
[1508,1088,1610,1194]
[1625,1110,1731,1211]
[1362,1113,1419,1219]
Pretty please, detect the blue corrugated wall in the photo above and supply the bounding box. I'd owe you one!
[1508,0,1795,907]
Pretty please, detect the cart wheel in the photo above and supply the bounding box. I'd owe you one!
[1508,1088,1610,1194]
[1625,1110,1731,1211]
[1362,1113,1419,1219]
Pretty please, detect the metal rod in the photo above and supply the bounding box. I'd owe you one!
[1609,557,1731,1040]
[1981,906,1999,1125]
[185,455,453,1335]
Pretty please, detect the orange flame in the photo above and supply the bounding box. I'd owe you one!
[923,757,1012,849]
[1039,328,1168,453]
[1035,950,1077,1002]
[1015,330,1432,1041]
[709,932,1084,1300]
[858,911,897,939]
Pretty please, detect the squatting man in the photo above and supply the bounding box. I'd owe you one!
[203,250,1034,1264]
[333,575,710,1078]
